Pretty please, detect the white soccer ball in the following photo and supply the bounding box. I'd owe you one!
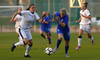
[45,47,53,55]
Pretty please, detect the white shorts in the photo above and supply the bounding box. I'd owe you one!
[18,28,32,40]
[15,27,19,34]
[80,24,91,33]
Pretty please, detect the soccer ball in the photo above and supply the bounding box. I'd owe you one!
[45,47,53,55]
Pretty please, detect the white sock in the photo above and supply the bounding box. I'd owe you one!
[18,36,23,42]
[14,41,24,46]
[90,36,94,41]
[25,45,31,55]
[78,38,82,46]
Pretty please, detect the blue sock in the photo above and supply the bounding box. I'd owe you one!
[48,37,51,43]
[41,34,45,38]
[49,32,51,36]
[65,46,69,54]
[56,39,62,49]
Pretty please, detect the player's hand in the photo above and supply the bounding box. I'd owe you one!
[76,21,79,23]
[9,20,13,24]
[52,18,55,22]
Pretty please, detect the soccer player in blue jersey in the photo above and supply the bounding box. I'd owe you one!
[53,8,70,57]
[40,11,51,45]
[46,11,52,38]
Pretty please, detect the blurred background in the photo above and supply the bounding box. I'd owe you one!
[0,0,100,33]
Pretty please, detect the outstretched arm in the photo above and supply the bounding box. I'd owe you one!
[76,17,81,23]
[52,12,56,22]
[9,12,21,24]
[38,14,45,23]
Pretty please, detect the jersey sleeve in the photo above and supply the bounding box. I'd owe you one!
[55,12,60,17]
[20,11,28,16]
[85,10,90,16]
[35,12,40,20]
[63,16,69,25]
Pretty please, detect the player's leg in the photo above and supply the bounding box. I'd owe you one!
[76,29,84,50]
[86,33,94,45]
[40,29,45,42]
[53,33,63,52]
[46,33,51,45]
[11,28,28,52]
[63,33,70,57]
[65,40,70,57]
[45,28,51,45]
[86,24,94,45]
[24,39,33,57]
[24,30,33,57]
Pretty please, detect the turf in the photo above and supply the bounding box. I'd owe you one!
[0,33,100,60]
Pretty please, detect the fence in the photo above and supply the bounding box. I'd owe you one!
[0,0,100,32]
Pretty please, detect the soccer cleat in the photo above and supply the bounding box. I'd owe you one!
[24,55,31,57]
[91,40,94,45]
[11,44,16,52]
[76,46,81,50]
[53,47,57,53]
[65,53,69,57]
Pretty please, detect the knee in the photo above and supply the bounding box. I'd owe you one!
[59,38,62,40]
[40,32,42,35]
[24,41,28,45]
[87,35,91,38]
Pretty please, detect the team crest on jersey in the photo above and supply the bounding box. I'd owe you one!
[61,19,64,22]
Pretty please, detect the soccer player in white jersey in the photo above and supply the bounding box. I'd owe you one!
[76,2,94,50]
[10,4,45,57]
[9,8,25,47]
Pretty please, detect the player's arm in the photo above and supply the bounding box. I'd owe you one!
[76,17,81,23]
[56,16,66,27]
[80,14,91,19]
[43,20,49,24]
[38,14,45,23]
[13,18,18,22]
[52,12,56,22]
[9,12,21,24]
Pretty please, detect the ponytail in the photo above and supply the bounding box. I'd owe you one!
[26,4,35,10]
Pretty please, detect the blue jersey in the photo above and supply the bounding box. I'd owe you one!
[55,12,69,33]
[41,16,49,28]
[48,15,52,26]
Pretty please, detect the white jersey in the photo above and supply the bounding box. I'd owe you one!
[20,10,40,28]
[14,14,22,28]
[80,9,91,24]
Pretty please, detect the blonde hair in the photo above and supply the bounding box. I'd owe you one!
[60,8,67,14]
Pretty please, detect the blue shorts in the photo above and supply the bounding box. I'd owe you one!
[57,29,70,41]
[40,27,50,33]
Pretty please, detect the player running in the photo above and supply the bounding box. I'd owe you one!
[10,4,45,57]
[9,8,25,48]
[46,11,52,38]
[53,8,70,57]
[40,11,51,45]
[76,2,94,50]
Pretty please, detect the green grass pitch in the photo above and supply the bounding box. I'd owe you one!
[0,33,100,60]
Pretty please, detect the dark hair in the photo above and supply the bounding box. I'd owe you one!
[26,4,35,10]
[83,2,88,8]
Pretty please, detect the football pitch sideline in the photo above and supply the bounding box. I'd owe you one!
[0,33,100,60]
